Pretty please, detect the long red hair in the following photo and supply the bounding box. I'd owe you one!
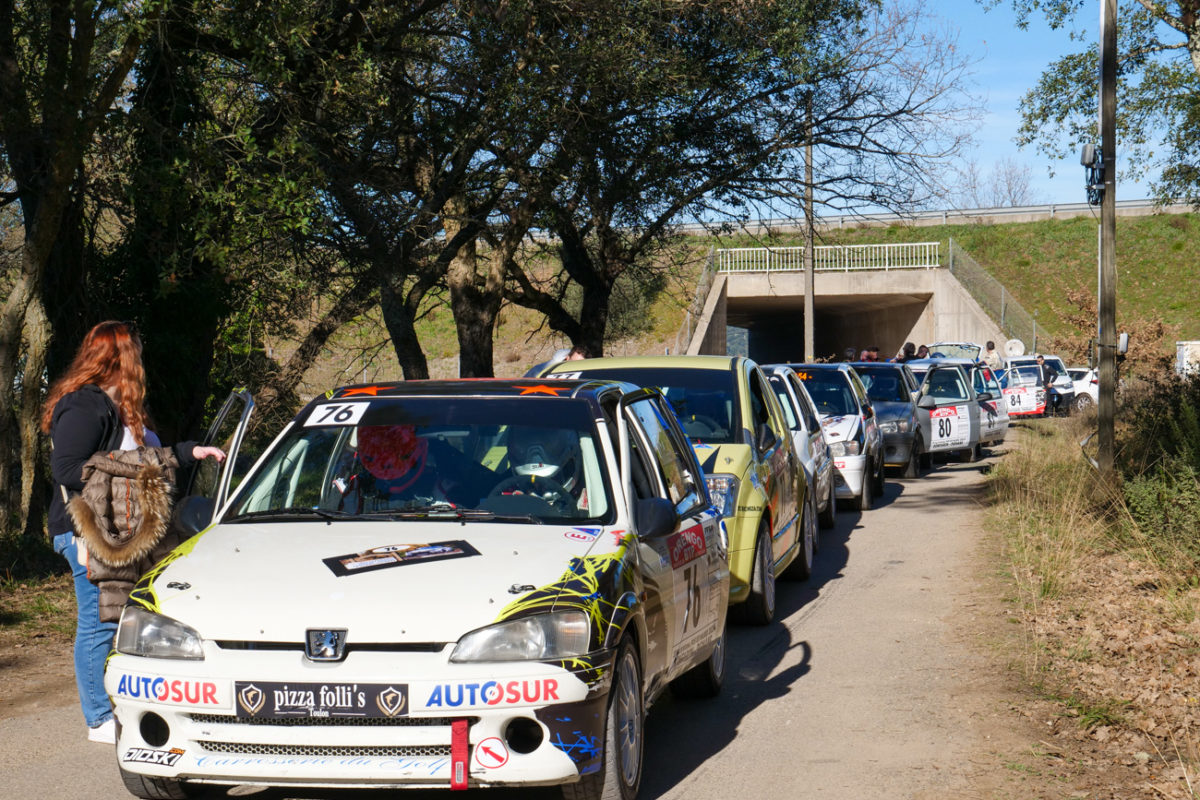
[41,320,150,444]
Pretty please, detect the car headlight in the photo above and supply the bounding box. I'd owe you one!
[829,440,861,456]
[704,473,739,518]
[879,419,911,434]
[450,610,590,662]
[116,606,204,660]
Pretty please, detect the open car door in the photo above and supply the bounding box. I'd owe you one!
[177,390,255,533]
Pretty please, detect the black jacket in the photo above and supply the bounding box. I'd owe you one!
[49,385,197,535]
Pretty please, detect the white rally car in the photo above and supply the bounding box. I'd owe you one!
[108,380,729,799]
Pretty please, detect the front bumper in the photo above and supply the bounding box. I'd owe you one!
[881,433,915,468]
[107,646,605,790]
[831,454,868,499]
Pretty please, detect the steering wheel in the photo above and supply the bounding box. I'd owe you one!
[488,474,573,510]
[682,414,722,437]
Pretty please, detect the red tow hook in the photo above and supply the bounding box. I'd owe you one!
[451,718,469,790]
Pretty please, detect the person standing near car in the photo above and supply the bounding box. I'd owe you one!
[1035,354,1060,413]
[983,341,1003,370]
[40,320,225,744]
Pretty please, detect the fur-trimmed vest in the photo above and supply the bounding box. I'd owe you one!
[67,447,183,622]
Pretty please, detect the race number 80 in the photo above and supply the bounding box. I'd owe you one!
[305,402,370,427]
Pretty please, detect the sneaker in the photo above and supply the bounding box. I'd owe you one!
[87,718,116,744]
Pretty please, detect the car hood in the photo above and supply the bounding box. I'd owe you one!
[819,414,861,442]
[690,441,752,480]
[143,522,622,644]
[871,401,912,421]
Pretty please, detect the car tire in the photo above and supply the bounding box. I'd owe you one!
[670,620,727,699]
[564,640,643,800]
[818,479,837,530]
[783,495,815,581]
[963,443,982,463]
[739,521,776,626]
[902,439,921,479]
[873,452,886,496]
[855,461,873,511]
[1074,393,1094,413]
[119,767,200,800]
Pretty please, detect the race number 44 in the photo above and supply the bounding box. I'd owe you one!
[305,402,370,427]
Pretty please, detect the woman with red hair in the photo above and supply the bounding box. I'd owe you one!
[41,320,224,744]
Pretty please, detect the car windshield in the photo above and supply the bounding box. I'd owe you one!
[549,366,740,444]
[225,396,614,524]
[793,369,859,416]
[929,343,980,360]
[854,366,910,403]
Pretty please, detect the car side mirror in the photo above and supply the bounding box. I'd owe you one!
[174,495,216,537]
[756,423,778,452]
[977,391,993,401]
[862,404,874,419]
[917,395,937,410]
[635,497,677,539]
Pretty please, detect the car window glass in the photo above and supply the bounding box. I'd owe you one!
[226,397,613,524]
[795,369,858,416]
[922,368,970,402]
[857,368,909,402]
[786,374,818,432]
[972,368,986,394]
[627,397,701,514]
[748,369,772,432]
[558,366,739,444]
[768,375,800,430]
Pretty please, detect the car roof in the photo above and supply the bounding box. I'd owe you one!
[849,361,906,370]
[546,354,746,373]
[904,358,969,369]
[780,362,854,372]
[297,379,634,421]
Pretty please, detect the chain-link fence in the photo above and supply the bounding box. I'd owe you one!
[947,238,1041,353]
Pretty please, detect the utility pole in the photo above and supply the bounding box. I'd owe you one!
[803,91,815,362]
[1097,0,1117,474]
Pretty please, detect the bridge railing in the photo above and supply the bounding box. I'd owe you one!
[716,241,940,272]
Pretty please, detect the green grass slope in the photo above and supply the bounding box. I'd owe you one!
[716,212,1200,343]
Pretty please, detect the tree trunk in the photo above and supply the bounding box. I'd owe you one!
[18,296,50,546]
[380,274,431,381]
[0,274,33,538]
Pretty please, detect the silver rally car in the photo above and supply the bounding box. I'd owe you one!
[107,380,729,799]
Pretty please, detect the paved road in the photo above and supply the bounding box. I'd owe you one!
[0,458,995,800]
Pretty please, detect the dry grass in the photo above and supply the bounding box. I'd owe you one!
[988,419,1200,798]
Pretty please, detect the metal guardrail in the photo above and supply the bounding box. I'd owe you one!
[716,241,939,272]
[677,197,1184,234]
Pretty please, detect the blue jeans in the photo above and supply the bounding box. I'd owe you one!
[53,532,118,728]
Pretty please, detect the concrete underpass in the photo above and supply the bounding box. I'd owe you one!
[686,255,1005,362]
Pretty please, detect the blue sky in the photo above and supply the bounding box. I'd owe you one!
[938,0,1151,204]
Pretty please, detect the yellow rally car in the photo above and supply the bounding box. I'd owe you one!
[546,356,811,625]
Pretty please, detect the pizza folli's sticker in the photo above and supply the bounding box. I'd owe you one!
[323,540,480,577]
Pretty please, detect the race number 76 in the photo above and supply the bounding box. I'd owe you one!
[305,402,370,427]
